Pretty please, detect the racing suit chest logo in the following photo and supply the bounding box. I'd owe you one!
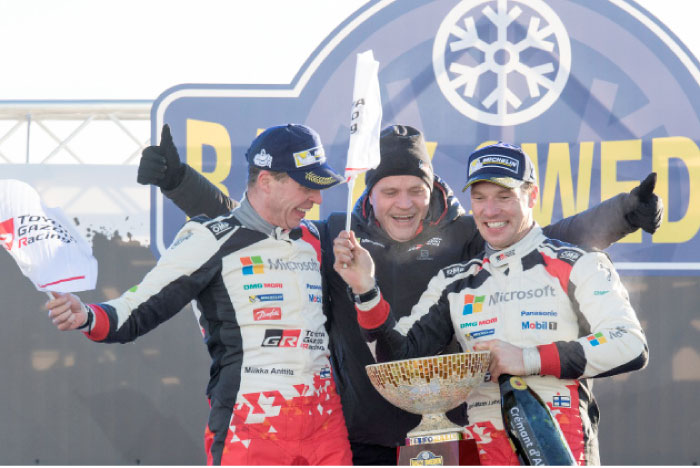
[244,282,283,290]
[254,308,282,321]
[488,285,556,305]
[261,329,300,347]
[240,256,264,275]
[463,294,485,315]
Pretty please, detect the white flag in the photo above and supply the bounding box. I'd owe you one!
[345,49,382,180]
[344,50,382,231]
[0,179,97,292]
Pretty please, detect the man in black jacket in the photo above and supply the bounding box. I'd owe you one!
[138,124,662,465]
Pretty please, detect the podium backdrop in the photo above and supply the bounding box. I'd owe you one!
[1,1,699,464]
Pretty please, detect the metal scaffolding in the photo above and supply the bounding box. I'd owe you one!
[0,100,152,165]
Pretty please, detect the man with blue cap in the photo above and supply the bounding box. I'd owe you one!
[333,142,648,465]
[45,124,353,466]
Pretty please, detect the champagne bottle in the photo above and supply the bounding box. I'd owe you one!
[498,374,576,465]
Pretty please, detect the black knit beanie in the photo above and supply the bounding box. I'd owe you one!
[365,125,434,194]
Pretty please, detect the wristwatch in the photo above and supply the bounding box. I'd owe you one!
[346,281,380,304]
[76,302,94,332]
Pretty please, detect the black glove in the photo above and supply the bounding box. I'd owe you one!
[624,172,663,234]
[137,124,185,190]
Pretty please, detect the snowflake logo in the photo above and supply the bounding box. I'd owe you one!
[433,0,571,126]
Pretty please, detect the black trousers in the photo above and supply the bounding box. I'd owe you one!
[351,441,398,466]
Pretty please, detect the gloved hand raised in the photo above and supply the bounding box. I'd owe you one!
[137,124,185,190]
[624,172,663,234]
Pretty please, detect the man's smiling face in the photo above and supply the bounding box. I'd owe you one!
[266,174,322,230]
[369,175,431,242]
[470,181,537,250]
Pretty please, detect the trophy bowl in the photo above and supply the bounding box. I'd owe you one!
[366,351,491,437]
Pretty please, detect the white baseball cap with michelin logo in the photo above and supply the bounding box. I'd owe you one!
[245,124,345,190]
[462,142,538,191]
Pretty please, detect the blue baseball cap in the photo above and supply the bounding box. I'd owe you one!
[245,124,344,190]
[462,142,537,191]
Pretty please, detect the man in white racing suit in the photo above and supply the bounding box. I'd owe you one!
[45,124,353,465]
[332,142,649,465]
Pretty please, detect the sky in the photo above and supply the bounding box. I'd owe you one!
[0,0,366,100]
[0,0,697,101]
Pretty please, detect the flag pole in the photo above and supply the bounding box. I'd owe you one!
[345,177,355,232]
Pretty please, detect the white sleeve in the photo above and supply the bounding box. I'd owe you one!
[570,251,648,378]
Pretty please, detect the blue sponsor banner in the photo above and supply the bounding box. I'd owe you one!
[249,294,284,303]
[469,328,496,338]
[151,0,700,274]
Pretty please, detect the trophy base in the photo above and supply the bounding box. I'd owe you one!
[398,439,480,466]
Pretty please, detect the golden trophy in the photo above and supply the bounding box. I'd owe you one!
[366,351,490,465]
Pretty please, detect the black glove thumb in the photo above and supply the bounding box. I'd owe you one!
[157,124,185,190]
[625,172,663,234]
[633,172,657,204]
